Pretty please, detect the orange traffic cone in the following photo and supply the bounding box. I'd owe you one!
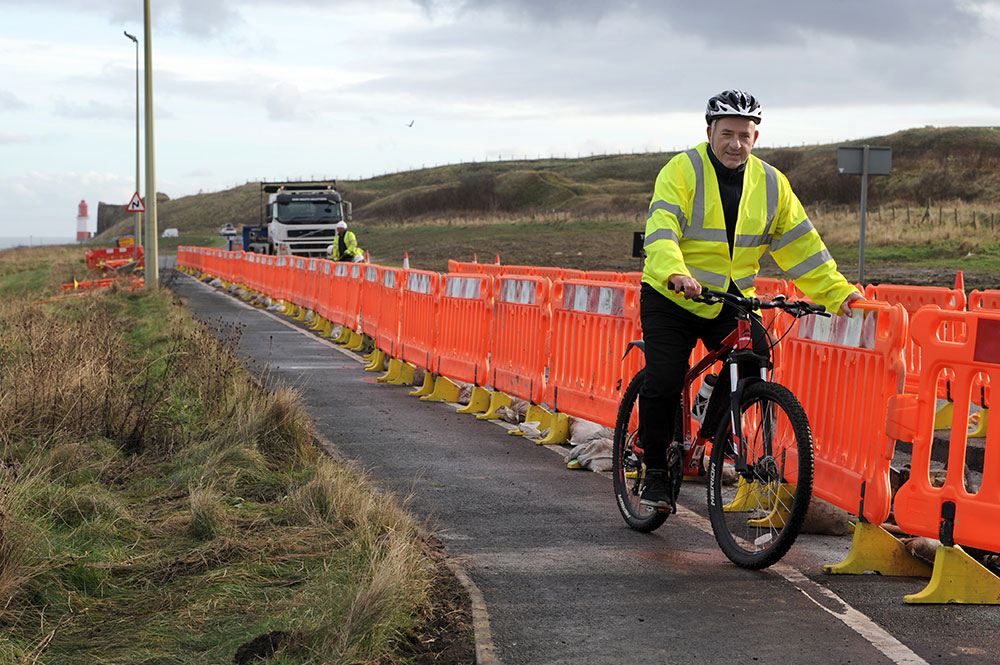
[403,251,410,270]
[494,254,500,265]
[472,253,478,263]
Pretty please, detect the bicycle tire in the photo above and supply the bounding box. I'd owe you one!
[613,369,672,532]
[706,381,813,569]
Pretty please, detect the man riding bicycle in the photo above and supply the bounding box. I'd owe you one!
[639,89,863,509]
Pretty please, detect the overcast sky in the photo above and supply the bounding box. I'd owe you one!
[2,0,999,239]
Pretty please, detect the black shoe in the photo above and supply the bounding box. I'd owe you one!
[640,469,673,509]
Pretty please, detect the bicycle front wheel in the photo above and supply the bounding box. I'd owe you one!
[706,381,813,569]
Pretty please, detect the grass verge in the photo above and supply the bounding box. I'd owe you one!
[0,246,471,664]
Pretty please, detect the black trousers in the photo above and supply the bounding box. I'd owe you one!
[638,283,770,470]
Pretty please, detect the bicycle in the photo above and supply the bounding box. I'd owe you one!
[612,287,830,569]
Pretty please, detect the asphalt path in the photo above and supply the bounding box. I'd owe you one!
[170,269,999,665]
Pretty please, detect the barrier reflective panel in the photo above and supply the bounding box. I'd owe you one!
[545,279,642,427]
[431,273,494,387]
[375,267,404,356]
[358,264,383,337]
[399,270,440,371]
[777,301,909,524]
[490,275,552,405]
[893,307,1000,554]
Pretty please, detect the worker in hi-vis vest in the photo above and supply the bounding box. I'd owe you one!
[329,221,365,262]
[638,89,863,509]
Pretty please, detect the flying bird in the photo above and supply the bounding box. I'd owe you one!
[407,120,414,127]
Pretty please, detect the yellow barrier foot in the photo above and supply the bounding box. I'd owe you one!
[969,407,989,437]
[477,391,512,420]
[824,522,933,576]
[509,404,552,436]
[421,376,461,402]
[348,333,371,352]
[362,347,377,363]
[377,358,403,383]
[457,386,491,414]
[406,368,431,394]
[365,349,387,373]
[905,545,1000,604]
[746,483,796,529]
[344,331,365,351]
[537,411,569,445]
[723,477,771,512]
[389,361,416,386]
[319,319,334,338]
[332,326,352,344]
[934,400,954,429]
[294,307,309,322]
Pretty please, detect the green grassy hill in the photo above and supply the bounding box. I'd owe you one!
[96,126,1000,241]
[93,126,1000,288]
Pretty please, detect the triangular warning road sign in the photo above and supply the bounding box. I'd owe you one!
[127,192,145,212]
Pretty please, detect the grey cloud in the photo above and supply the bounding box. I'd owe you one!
[425,0,989,45]
[0,90,28,111]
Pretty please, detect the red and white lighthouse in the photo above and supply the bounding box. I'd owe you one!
[76,200,90,242]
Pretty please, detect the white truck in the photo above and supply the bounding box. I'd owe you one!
[243,181,352,258]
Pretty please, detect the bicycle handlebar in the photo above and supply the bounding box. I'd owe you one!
[694,287,831,318]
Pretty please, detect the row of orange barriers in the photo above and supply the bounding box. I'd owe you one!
[178,246,1000,603]
[85,245,143,270]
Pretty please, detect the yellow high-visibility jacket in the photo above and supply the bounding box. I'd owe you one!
[331,230,364,261]
[642,142,856,318]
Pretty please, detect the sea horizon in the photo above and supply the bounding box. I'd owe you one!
[0,236,79,250]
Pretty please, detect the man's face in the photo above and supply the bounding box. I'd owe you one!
[707,117,759,169]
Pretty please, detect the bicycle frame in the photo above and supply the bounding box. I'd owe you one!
[680,313,770,477]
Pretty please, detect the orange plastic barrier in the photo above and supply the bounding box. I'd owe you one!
[865,279,966,395]
[583,270,629,283]
[86,245,144,270]
[315,259,335,322]
[892,308,1000,553]
[970,289,1000,312]
[434,274,494,387]
[302,258,322,313]
[358,264,383,337]
[341,262,364,331]
[375,267,404,356]
[545,280,642,427]
[777,301,909,523]
[490,275,552,405]
[399,269,440,371]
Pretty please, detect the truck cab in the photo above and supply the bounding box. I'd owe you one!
[248,182,352,258]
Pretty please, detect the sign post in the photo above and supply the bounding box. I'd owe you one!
[837,145,891,284]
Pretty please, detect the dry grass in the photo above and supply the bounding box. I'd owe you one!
[0,246,444,664]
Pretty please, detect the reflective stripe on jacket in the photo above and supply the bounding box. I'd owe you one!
[331,230,363,260]
[642,142,856,318]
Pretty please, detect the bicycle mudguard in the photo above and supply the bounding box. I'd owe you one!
[622,339,644,361]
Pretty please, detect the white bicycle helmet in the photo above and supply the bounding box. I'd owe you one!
[705,89,762,124]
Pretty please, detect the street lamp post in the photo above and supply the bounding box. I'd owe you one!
[142,0,159,288]
[123,30,141,250]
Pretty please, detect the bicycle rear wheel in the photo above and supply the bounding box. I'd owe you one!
[706,381,813,569]
[612,369,681,532]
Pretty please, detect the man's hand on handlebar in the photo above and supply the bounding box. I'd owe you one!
[668,274,702,299]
